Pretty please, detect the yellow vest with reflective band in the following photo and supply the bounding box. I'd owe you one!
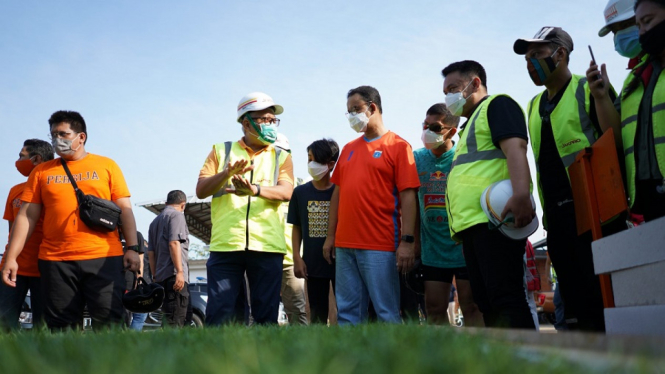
[446,94,515,242]
[209,141,289,254]
[527,74,597,220]
[620,59,665,208]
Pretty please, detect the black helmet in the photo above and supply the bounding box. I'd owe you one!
[404,259,425,296]
[122,276,165,313]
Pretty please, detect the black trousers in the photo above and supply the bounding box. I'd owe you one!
[306,276,334,324]
[159,277,189,328]
[0,275,43,331]
[460,224,535,329]
[634,179,665,222]
[545,201,625,332]
[38,256,125,330]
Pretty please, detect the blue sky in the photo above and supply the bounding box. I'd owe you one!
[1,0,629,245]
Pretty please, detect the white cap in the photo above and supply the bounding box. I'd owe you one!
[599,0,636,37]
[237,92,284,123]
[274,133,290,151]
[480,180,539,241]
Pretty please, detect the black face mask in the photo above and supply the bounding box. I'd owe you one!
[639,19,665,56]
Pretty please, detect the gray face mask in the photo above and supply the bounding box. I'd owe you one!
[52,134,81,155]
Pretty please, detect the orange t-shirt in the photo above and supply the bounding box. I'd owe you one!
[21,154,130,261]
[331,131,420,251]
[1,182,43,276]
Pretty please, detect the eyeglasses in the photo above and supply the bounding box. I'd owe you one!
[346,101,373,116]
[422,122,453,133]
[48,131,78,140]
[250,117,280,126]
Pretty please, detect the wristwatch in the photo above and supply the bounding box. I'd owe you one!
[401,235,415,243]
[125,245,144,254]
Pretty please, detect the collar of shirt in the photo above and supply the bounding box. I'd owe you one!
[238,138,271,158]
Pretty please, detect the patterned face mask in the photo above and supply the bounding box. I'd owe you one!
[526,47,560,86]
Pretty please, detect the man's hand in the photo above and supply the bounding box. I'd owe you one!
[226,159,253,177]
[123,250,140,272]
[586,61,610,99]
[294,257,308,280]
[1,259,19,287]
[501,193,536,228]
[323,236,335,264]
[396,241,415,274]
[174,271,185,292]
[228,175,257,196]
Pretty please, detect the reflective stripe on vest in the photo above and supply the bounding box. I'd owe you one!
[446,94,515,242]
[209,141,288,253]
[527,74,596,219]
[620,62,665,207]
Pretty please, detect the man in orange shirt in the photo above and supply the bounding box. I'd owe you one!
[1,111,140,330]
[323,86,420,324]
[0,139,53,331]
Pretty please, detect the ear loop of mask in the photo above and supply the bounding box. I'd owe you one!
[246,115,266,142]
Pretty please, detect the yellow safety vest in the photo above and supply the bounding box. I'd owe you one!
[209,141,289,254]
[620,58,665,208]
[446,95,515,242]
[527,74,596,220]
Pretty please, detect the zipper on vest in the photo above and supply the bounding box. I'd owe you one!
[245,160,254,250]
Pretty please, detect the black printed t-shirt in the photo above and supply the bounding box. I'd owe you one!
[287,182,335,279]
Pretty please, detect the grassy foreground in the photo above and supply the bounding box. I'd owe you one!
[0,324,652,374]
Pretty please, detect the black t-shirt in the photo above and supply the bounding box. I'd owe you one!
[287,182,335,279]
[487,95,529,148]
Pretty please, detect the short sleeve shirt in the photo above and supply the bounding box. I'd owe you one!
[413,146,465,268]
[198,138,294,186]
[21,154,130,261]
[148,205,189,282]
[287,182,335,278]
[0,182,44,276]
[331,131,421,251]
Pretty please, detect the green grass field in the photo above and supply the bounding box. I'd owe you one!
[0,324,658,374]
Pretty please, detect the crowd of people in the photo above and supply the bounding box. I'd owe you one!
[0,0,664,333]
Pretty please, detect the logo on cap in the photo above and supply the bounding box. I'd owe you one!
[605,4,618,22]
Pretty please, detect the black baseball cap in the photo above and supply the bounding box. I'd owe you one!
[513,26,574,55]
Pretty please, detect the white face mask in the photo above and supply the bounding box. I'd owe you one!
[421,129,444,150]
[445,80,473,116]
[307,161,329,181]
[346,111,370,133]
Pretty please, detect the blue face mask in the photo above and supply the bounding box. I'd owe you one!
[614,25,642,59]
[247,116,277,144]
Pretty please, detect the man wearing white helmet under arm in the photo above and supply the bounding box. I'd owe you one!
[196,92,295,325]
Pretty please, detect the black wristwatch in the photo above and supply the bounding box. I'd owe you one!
[126,245,144,254]
[401,235,415,243]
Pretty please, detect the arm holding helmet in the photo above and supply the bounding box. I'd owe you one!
[499,137,536,228]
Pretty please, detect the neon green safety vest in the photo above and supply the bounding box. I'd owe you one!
[527,74,596,218]
[620,59,665,208]
[446,94,516,242]
[209,141,289,254]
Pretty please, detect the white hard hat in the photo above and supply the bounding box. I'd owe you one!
[274,133,290,151]
[480,180,539,240]
[237,92,284,123]
[598,0,636,37]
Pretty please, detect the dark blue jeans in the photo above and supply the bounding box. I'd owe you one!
[205,250,284,326]
[0,275,42,331]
